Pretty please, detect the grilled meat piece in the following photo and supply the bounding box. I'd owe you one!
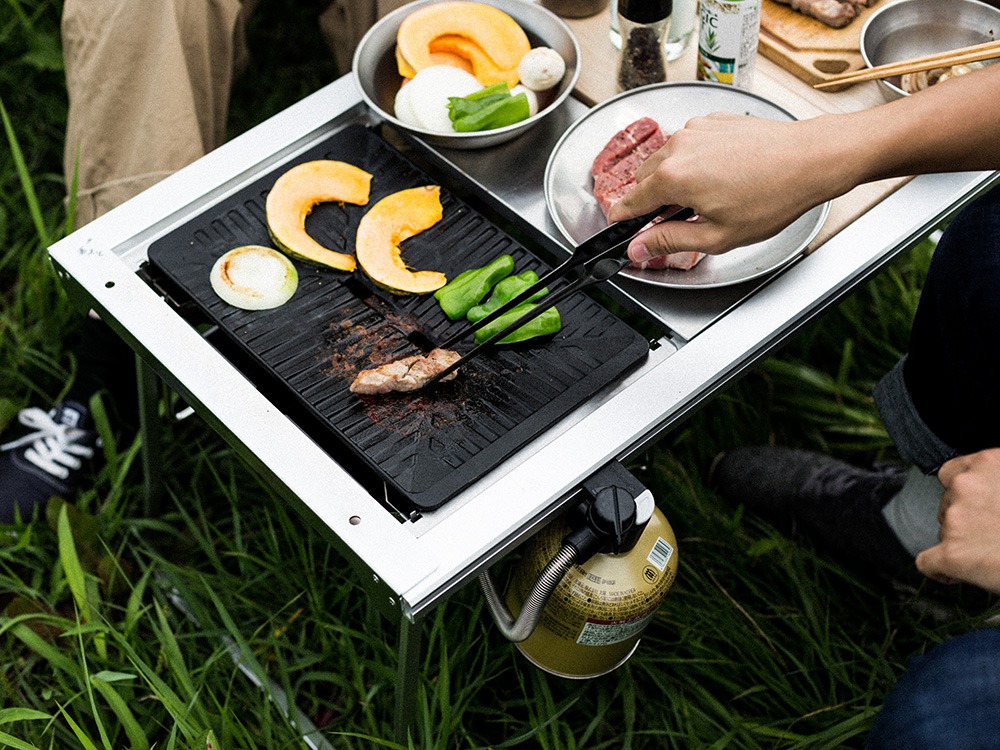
[771,0,856,28]
[350,348,461,395]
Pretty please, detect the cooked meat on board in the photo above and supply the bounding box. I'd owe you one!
[350,348,461,394]
[591,117,705,272]
[771,0,875,29]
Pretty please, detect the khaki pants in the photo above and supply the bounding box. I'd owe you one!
[62,0,408,227]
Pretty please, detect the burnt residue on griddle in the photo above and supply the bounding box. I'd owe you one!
[319,303,518,438]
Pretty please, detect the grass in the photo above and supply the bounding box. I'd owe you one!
[1,1,997,747]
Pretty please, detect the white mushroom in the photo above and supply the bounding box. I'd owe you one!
[517,47,566,91]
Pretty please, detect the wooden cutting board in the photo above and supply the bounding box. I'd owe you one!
[758,0,890,90]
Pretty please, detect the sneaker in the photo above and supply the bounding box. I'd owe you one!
[0,400,99,522]
[708,446,914,580]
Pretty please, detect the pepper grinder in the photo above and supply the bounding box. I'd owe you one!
[617,0,673,91]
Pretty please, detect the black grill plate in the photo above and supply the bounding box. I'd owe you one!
[147,124,648,511]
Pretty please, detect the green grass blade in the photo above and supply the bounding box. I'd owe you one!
[90,675,150,750]
[55,706,100,750]
[0,709,51,727]
[0,731,45,750]
[0,96,48,247]
[7,621,78,676]
[57,504,90,619]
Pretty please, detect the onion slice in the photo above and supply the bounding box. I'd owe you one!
[210,245,299,310]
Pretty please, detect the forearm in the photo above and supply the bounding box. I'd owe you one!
[609,65,1000,257]
[830,63,1000,188]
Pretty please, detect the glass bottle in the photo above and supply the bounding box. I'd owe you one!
[617,0,673,91]
[696,0,762,89]
[541,0,609,18]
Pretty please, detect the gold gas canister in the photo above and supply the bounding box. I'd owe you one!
[479,461,679,678]
[507,503,677,678]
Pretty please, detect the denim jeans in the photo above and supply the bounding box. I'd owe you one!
[866,628,1000,749]
[874,183,1000,472]
[869,184,1000,747]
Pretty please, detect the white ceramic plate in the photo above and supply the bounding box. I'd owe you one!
[544,82,830,289]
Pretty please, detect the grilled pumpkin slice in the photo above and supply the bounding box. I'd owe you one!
[355,186,447,295]
[265,160,373,272]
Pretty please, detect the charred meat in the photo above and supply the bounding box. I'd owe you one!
[350,348,461,395]
[771,0,856,28]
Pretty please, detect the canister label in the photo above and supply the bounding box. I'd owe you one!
[697,0,761,88]
[577,609,657,646]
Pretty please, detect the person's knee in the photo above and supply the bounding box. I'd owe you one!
[866,629,1000,749]
[933,184,1000,270]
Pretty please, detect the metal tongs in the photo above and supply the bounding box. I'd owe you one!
[425,204,695,386]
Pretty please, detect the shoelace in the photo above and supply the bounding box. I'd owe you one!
[0,407,95,480]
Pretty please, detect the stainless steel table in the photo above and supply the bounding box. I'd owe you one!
[47,74,999,741]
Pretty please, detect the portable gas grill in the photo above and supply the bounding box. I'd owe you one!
[144,122,651,513]
[48,74,998,740]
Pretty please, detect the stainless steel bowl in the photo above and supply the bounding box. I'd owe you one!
[860,0,1000,100]
[352,0,581,150]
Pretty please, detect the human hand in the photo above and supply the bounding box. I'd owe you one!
[606,112,856,265]
[915,449,1000,594]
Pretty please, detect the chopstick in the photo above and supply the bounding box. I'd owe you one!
[813,39,1000,90]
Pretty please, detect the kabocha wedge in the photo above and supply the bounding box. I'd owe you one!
[396,2,530,85]
[265,160,373,272]
[355,185,447,295]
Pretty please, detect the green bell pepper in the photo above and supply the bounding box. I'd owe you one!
[451,93,530,132]
[466,270,548,323]
[434,254,515,320]
[473,302,562,345]
[447,83,511,122]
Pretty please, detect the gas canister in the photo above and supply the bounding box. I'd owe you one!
[480,461,679,678]
[507,504,677,678]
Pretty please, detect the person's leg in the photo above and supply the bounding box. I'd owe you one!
[62,0,249,226]
[712,184,1000,579]
[874,184,1000,556]
[877,183,1000,469]
[865,628,1000,749]
[0,0,252,521]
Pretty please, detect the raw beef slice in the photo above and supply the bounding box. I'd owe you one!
[591,117,705,272]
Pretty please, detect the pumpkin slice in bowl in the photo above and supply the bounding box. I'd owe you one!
[430,34,519,87]
[396,1,530,83]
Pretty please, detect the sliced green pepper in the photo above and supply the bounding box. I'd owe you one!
[466,270,548,322]
[452,93,530,132]
[434,254,515,320]
[447,83,511,121]
[473,302,562,345]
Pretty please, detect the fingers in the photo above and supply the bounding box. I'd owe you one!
[634,147,669,184]
[626,216,712,264]
[936,453,970,487]
[915,546,960,585]
[608,169,675,223]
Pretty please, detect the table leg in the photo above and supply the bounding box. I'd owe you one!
[392,615,422,744]
[135,354,164,515]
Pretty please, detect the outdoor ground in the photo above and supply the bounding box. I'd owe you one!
[1,2,997,748]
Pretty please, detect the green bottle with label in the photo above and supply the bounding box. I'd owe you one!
[696,0,762,89]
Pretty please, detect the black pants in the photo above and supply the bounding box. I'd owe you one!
[875,183,1000,471]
